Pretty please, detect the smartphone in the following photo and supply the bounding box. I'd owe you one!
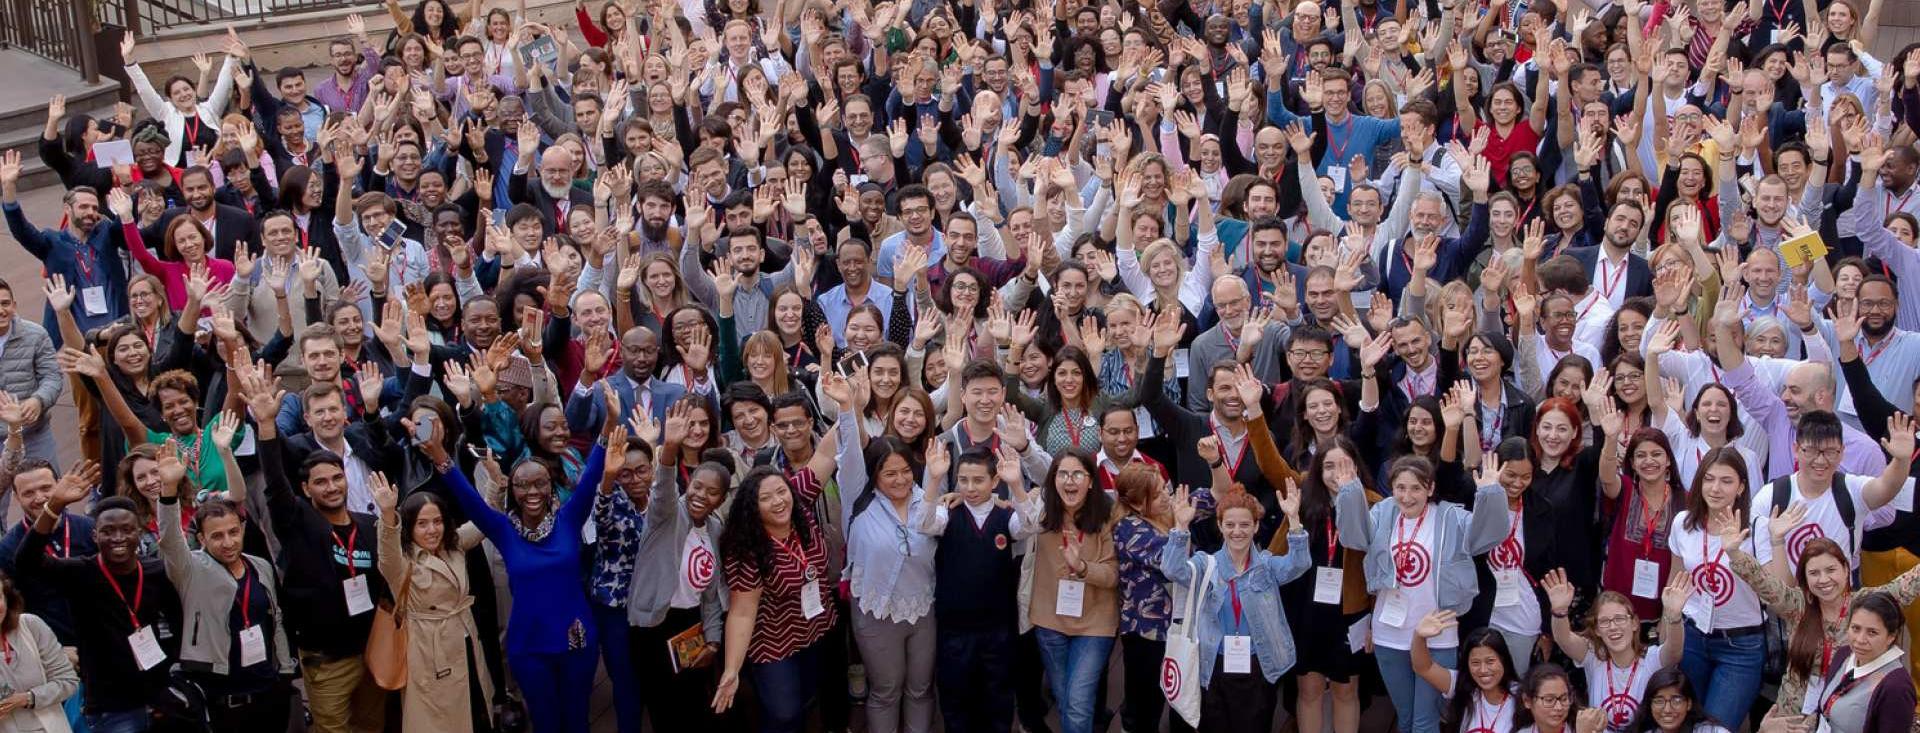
[412,414,437,445]
[836,352,869,377]
[1086,108,1115,128]
[378,221,407,249]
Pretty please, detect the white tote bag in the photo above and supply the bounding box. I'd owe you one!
[1162,553,1215,727]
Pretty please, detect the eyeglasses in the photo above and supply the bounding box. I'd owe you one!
[1595,614,1635,628]
[1289,349,1330,360]
[773,419,811,432]
[1799,446,1843,462]
[1650,695,1690,709]
[1857,298,1896,311]
[1534,694,1570,707]
[1057,469,1091,481]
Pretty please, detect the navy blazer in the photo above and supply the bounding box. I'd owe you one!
[1377,233,1485,304]
[1565,246,1654,303]
[564,371,686,435]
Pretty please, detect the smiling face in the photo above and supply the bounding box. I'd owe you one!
[1467,645,1508,694]
[510,462,553,522]
[94,508,142,568]
[1804,552,1848,603]
[111,330,151,376]
[1389,470,1433,516]
[1303,387,1340,437]
[1629,438,1669,483]
[1593,598,1636,652]
[753,474,795,530]
[157,387,198,435]
[1534,410,1576,461]
[1052,455,1093,513]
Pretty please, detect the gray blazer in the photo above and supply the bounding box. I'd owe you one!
[622,464,728,641]
[0,319,61,426]
[1183,321,1289,412]
[1334,480,1508,613]
[158,500,297,676]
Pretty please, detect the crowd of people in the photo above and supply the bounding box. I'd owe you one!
[0,0,1918,730]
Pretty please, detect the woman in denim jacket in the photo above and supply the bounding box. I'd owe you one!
[1337,455,1511,733]
[1159,483,1311,732]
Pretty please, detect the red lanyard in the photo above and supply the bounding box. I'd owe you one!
[1401,368,1432,399]
[1861,336,1893,367]
[185,117,202,149]
[1474,692,1509,731]
[1607,655,1642,707]
[1701,527,1726,574]
[1325,516,1340,566]
[28,519,70,558]
[1327,116,1356,165]
[1887,189,1915,214]
[1597,258,1627,301]
[1396,509,1428,553]
[1639,486,1668,555]
[1228,576,1245,627]
[1207,417,1247,477]
[332,525,359,578]
[775,533,813,579]
[1823,667,1865,716]
[237,565,256,628]
[97,557,145,628]
[1064,409,1085,450]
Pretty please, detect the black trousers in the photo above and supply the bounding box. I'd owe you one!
[1200,655,1277,733]
[630,606,726,732]
[1122,633,1196,733]
[934,625,1015,733]
[1015,629,1053,733]
[202,681,295,732]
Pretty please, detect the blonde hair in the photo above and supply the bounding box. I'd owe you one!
[742,332,792,394]
[1138,238,1188,302]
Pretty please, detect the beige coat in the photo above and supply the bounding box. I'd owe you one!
[377,515,492,732]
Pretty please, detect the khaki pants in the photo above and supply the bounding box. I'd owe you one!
[300,653,387,733]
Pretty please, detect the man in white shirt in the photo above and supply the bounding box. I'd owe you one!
[1749,411,1914,572]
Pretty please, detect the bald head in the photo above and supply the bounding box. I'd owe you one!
[1782,362,1836,419]
[1212,275,1252,327]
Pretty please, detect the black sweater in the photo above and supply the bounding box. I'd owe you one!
[261,434,387,660]
[15,530,181,714]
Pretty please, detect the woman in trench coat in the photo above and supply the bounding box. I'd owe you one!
[373,473,496,731]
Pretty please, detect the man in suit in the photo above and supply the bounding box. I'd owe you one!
[506,122,594,237]
[566,326,685,434]
[142,166,259,261]
[1567,200,1653,311]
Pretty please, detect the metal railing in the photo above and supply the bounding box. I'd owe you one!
[99,0,371,37]
[2,0,103,81]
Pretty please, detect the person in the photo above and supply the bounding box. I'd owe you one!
[1410,619,1521,733]
[1543,574,1690,730]
[1513,663,1605,733]
[1338,454,1511,733]
[1664,448,1767,729]
[0,567,78,733]
[1160,482,1310,731]
[1275,434,1370,733]
[1620,666,1735,733]
[152,449,296,727]
[1809,592,1916,733]
[1028,450,1117,733]
[371,469,493,732]
[1111,461,1205,733]
[0,279,62,463]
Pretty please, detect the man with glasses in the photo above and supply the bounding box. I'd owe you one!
[1522,279,1604,390]
[1848,140,1920,332]
[876,185,945,288]
[1750,411,1914,573]
[568,326,683,434]
[925,212,1027,296]
[1091,405,1167,494]
[1186,276,1291,411]
[1817,276,1920,416]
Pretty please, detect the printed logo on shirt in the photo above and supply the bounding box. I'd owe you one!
[686,544,716,590]
[1786,523,1827,566]
[1692,562,1736,606]
[1393,541,1432,586]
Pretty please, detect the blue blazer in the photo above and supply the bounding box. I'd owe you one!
[564,371,685,435]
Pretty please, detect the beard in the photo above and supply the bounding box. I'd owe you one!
[541,180,570,199]
[642,217,668,240]
[1864,316,1895,338]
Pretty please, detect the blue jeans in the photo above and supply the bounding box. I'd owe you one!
[591,603,645,733]
[1681,621,1766,730]
[747,641,823,733]
[1377,645,1455,733]
[81,707,148,733]
[1032,628,1114,733]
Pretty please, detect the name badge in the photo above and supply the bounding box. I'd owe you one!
[1223,635,1252,674]
[129,626,166,671]
[1378,590,1409,627]
[1328,165,1350,192]
[801,579,825,619]
[82,286,109,316]
[1632,559,1661,600]
[1314,567,1344,605]
[343,575,374,616]
[1173,349,1191,379]
[1056,578,1087,618]
[239,624,267,667]
[1495,571,1523,607]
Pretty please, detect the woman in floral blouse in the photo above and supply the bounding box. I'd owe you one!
[1112,461,1213,733]
[1716,495,1920,719]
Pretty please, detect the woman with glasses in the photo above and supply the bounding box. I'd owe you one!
[1542,574,1690,731]
[1513,663,1604,733]
[1337,454,1510,733]
[1621,666,1733,733]
[1030,450,1118,733]
[820,371,940,733]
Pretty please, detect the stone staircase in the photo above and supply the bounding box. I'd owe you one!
[0,48,124,191]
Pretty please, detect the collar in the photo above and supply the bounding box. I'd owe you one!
[1098,450,1146,472]
[1844,646,1905,678]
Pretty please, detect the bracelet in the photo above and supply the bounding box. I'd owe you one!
[433,458,454,474]
[1552,610,1569,618]
[1814,157,1831,166]
[1207,459,1225,469]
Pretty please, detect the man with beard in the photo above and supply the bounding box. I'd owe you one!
[682,200,806,341]
[1567,200,1653,310]
[1092,405,1168,492]
[633,179,681,256]
[1375,190,1482,304]
[568,326,685,432]
[1713,295,1883,481]
[927,212,1029,295]
[258,383,390,733]
[1850,140,1920,331]
[0,456,97,644]
[140,167,258,261]
[312,20,380,114]
[1,151,127,345]
[508,122,594,236]
[1814,276,1920,415]
[819,239,894,346]
[275,325,375,436]
[1186,275,1292,411]
[18,470,182,733]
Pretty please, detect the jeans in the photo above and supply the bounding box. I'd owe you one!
[935,626,1015,733]
[747,641,823,733]
[1378,645,1455,733]
[591,603,645,733]
[82,707,148,733]
[1680,621,1766,730]
[1032,628,1114,733]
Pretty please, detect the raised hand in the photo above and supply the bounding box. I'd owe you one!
[1542,568,1576,614]
[1414,609,1457,639]
[1661,570,1692,617]
[1769,502,1809,542]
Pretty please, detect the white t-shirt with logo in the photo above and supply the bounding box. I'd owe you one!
[672,526,717,609]
[1580,646,1662,732]
[1751,475,1878,573]
[1488,508,1541,637]
[1373,506,1445,651]
[1667,511,1766,632]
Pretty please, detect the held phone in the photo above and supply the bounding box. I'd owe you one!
[836,352,870,377]
[1086,109,1115,128]
[412,414,437,445]
[378,221,407,249]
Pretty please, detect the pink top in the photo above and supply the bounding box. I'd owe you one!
[123,221,235,311]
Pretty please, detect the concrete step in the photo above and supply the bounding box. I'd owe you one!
[0,48,124,192]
